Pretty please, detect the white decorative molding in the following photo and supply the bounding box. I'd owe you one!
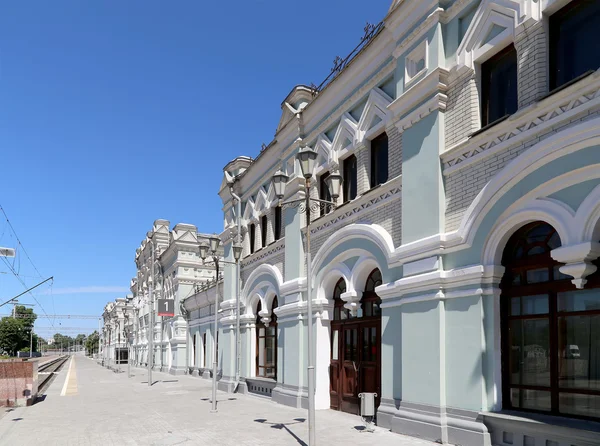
[405,39,428,87]
[355,88,393,145]
[311,223,395,282]
[456,0,533,70]
[331,112,359,159]
[240,262,283,304]
[392,7,442,59]
[443,71,600,173]
[551,242,600,289]
[377,264,504,308]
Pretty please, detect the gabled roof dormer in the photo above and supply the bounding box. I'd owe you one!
[277,85,314,133]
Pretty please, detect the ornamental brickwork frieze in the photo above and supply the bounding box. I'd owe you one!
[444,78,600,171]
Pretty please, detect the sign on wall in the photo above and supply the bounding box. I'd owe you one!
[157,299,175,317]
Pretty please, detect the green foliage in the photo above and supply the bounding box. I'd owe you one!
[85,331,99,355]
[0,306,39,355]
[0,317,25,356]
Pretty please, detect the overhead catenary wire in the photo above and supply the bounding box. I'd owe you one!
[0,205,44,279]
[1,256,56,331]
[0,203,55,330]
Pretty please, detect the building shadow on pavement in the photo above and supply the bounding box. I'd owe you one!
[254,418,307,446]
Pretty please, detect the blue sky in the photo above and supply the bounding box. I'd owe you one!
[0,0,390,338]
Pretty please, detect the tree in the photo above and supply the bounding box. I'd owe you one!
[85,331,99,356]
[0,317,26,356]
[0,306,38,356]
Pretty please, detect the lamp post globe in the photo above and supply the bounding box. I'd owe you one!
[209,235,220,254]
[232,244,243,262]
[199,244,209,261]
[272,171,289,200]
[297,147,318,179]
[326,172,343,201]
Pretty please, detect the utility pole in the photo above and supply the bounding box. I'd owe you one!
[30,329,33,358]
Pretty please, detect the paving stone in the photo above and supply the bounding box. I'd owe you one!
[0,355,435,445]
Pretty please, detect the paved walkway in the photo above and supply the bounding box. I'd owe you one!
[0,356,435,445]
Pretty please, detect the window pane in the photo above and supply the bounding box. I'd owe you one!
[343,155,357,203]
[522,294,549,315]
[363,327,369,361]
[551,0,600,88]
[510,318,550,386]
[258,335,266,369]
[345,329,352,361]
[373,302,381,317]
[511,388,551,411]
[511,298,521,316]
[332,330,339,361]
[558,314,600,391]
[371,327,377,361]
[558,289,600,312]
[482,45,518,125]
[559,392,600,418]
[266,335,275,364]
[526,268,550,284]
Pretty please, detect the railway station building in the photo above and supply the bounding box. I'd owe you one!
[116,0,600,445]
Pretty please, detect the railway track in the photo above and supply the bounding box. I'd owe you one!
[37,355,69,394]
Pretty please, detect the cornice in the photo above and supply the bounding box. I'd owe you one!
[388,67,449,118]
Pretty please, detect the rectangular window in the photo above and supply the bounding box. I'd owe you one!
[260,214,268,248]
[274,206,282,241]
[550,0,600,90]
[319,171,332,216]
[343,155,358,203]
[370,132,389,188]
[249,224,256,254]
[481,44,518,127]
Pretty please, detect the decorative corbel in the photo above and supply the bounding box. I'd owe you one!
[341,290,360,317]
[551,242,600,289]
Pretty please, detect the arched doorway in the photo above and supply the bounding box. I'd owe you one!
[500,221,600,420]
[329,270,382,414]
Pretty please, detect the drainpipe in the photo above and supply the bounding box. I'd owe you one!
[229,185,242,392]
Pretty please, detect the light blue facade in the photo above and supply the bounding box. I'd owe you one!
[182,1,600,445]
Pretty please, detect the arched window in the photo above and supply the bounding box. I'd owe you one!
[256,297,278,379]
[501,222,600,420]
[362,269,382,317]
[333,279,349,320]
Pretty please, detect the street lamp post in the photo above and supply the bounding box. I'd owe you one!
[113,315,121,373]
[198,235,242,413]
[271,146,342,446]
[123,307,132,378]
[148,234,155,387]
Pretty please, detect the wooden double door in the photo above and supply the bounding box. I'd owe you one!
[329,319,381,415]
